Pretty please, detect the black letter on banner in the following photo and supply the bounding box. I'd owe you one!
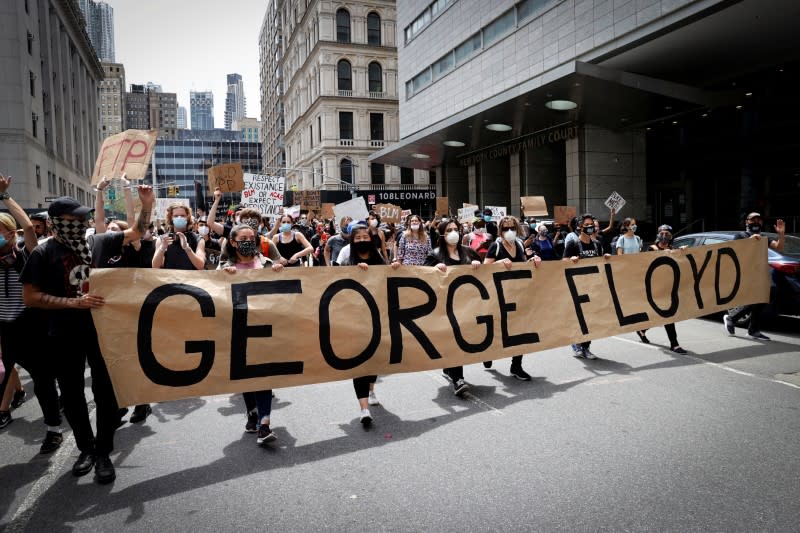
[492,271,540,347]
[230,281,304,380]
[446,276,493,352]
[715,247,741,305]
[137,284,215,387]
[687,250,712,309]
[386,277,440,364]
[319,279,380,370]
[604,263,649,326]
[645,257,680,318]
[565,266,599,335]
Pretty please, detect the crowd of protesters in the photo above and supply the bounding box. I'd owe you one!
[0,175,786,485]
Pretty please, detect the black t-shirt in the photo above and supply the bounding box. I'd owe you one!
[486,239,526,263]
[164,231,200,270]
[564,238,602,259]
[202,236,223,270]
[88,231,126,268]
[424,246,480,267]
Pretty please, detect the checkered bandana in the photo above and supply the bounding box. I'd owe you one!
[51,217,92,265]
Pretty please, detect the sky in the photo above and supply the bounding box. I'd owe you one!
[104,0,267,127]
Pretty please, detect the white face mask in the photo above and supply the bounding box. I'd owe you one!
[198,226,210,236]
[445,231,460,245]
[410,224,420,231]
[475,228,486,234]
[503,230,517,243]
[369,219,378,228]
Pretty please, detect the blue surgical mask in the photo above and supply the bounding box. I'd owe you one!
[484,215,492,223]
[0,235,7,249]
[280,223,292,233]
[172,216,188,230]
[629,224,638,233]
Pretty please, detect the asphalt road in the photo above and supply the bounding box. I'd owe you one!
[1,316,799,532]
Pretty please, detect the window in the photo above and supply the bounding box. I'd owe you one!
[339,112,353,139]
[36,165,41,189]
[371,163,385,184]
[29,71,35,96]
[337,60,352,91]
[483,8,515,47]
[517,0,549,22]
[318,116,322,141]
[412,68,431,93]
[31,112,37,138]
[368,62,383,92]
[454,32,481,64]
[432,51,454,79]
[369,113,384,140]
[309,125,313,148]
[401,167,414,185]
[336,9,350,43]
[367,12,381,45]
[340,158,353,184]
[27,31,33,54]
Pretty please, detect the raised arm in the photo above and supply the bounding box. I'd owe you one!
[121,175,135,227]
[94,176,110,234]
[0,174,37,253]
[121,185,155,246]
[206,187,226,236]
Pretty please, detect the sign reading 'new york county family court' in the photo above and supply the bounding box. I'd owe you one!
[91,238,769,407]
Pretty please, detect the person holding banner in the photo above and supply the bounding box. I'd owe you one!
[425,220,482,396]
[526,223,558,261]
[21,186,154,484]
[152,204,206,270]
[367,211,389,262]
[324,217,352,266]
[220,224,285,445]
[394,214,431,266]
[273,214,313,267]
[483,216,541,381]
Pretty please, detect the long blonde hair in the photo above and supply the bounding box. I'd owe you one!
[402,214,425,242]
[0,213,18,248]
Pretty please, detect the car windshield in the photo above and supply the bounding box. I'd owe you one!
[763,233,800,258]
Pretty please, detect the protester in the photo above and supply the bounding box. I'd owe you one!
[367,211,389,262]
[310,222,329,266]
[723,212,786,340]
[594,208,616,255]
[196,216,224,270]
[614,217,648,343]
[324,216,352,266]
[152,203,205,270]
[30,211,50,242]
[563,213,612,359]
[220,224,284,445]
[526,222,558,261]
[482,216,541,380]
[463,217,491,256]
[425,220,482,395]
[21,186,154,484]
[272,214,313,266]
[393,214,431,266]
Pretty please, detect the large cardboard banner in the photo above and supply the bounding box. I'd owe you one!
[241,174,285,217]
[91,238,769,407]
[91,129,158,185]
[207,163,245,193]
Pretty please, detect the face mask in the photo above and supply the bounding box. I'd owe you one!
[0,235,7,249]
[503,230,517,243]
[657,236,672,245]
[538,227,548,235]
[198,226,210,236]
[629,224,637,233]
[300,218,307,226]
[236,239,258,257]
[173,216,188,230]
[747,223,761,234]
[475,228,485,234]
[280,223,292,233]
[369,219,378,228]
[583,226,595,235]
[410,224,420,231]
[353,241,373,255]
[445,231,460,245]
[484,215,492,223]
[530,223,537,231]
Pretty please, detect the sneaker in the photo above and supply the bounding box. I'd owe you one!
[40,431,63,454]
[0,411,12,429]
[510,366,532,381]
[94,455,116,484]
[748,331,771,341]
[11,389,27,409]
[256,425,277,445]
[723,314,735,336]
[583,347,598,360]
[441,371,452,382]
[368,391,380,406]
[670,346,688,355]
[453,379,469,396]
[360,408,372,426]
[245,409,258,433]
[571,345,585,358]
[72,452,96,477]
[482,361,492,369]
[129,404,152,423]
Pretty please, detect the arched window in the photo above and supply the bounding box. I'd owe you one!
[336,9,351,43]
[367,12,381,45]
[340,158,353,184]
[368,62,382,93]
[337,59,352,91]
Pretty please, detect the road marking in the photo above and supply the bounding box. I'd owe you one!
[611,336,662,350]
[425,371,505,416]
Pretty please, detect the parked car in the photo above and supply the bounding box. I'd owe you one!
[671,231,800,324]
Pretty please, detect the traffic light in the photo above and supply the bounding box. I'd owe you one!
[167,186,175,197]
[174,186,180,197]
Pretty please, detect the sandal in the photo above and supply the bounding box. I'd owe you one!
[636,331,650,344]
[670,346,687,354]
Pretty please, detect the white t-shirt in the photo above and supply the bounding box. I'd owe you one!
[336,244,351,265]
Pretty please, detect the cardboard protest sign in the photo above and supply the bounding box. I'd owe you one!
[374,203,402,224]
[297,190,321,211]
[554,206,577,225]
[240,174,285,217]
[321,203,335,221]
[155,198,189,220]
[91,238,770,406]
[333,196,369,223]
[436,197,449,215]
[285,205,301,218]
[605,191,626,213]
[521,196,548,217]
[485,206,507,221]
[207,163,245,193]
[401,209,412,220]
[91,129,158,185]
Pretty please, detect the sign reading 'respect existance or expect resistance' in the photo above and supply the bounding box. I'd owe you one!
[91,238,770,407]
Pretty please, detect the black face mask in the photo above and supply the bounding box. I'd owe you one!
[747,223,761,234]
[582,226,595,235]
[352,241,373,255]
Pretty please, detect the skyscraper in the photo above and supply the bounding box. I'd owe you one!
[79,0,115,62]
[177,106,187,129]
[125,83,178,139]
[190,90,214,130]
[99,62,125,139]
[224,73,246,130]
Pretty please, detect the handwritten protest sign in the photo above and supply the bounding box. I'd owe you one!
[297,190,321,211]
[485,206,507,221]
[91,129,157,185]
[154,198,189,220]
[208,163,245,193]
[401,209,412,220]
[605,191,626,213]
[521,196,548,217]
[554,206,577,225]
[436,197,449,215]
[333,196,369,223]
[374,203,402,224]
[92,238,770,406]
[240,173,285,217]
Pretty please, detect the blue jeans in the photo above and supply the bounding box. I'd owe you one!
[254,390,272,426]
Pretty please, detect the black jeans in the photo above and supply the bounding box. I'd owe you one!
[53,318,119,455]
[730,304,763,334]
[0,312,62,427]
[353,375,377,399]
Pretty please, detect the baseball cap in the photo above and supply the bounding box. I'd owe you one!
[746,212,762,220]
[48,197,91,218]
[30,211,49,221]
